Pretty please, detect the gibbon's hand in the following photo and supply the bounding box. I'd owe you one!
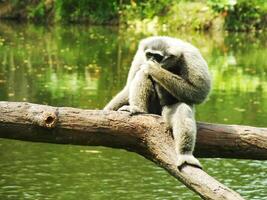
[140,60,160,75]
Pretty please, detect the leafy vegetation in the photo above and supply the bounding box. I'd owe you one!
[54,0,119,24]
[208,0,267,31]
[0,0,267,31]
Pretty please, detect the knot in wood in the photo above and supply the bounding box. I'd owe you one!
[27,105,58,128]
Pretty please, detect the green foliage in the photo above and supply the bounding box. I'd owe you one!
[208,0,267,31]
[122,0,172,21]
[27,1,46,21]
[226,1,266,31]
[207,0,233,13]
[8,0,120,24]
[54,0,119,24]
[3,0,267,31]
[164,1,215,30]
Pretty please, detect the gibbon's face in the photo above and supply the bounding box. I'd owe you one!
[143,37,181,70]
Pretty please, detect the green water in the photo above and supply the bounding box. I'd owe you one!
[0,22,267,200]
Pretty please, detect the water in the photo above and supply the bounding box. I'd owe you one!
[0,22,267,200]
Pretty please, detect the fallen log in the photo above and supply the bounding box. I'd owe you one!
[1,101,266,199]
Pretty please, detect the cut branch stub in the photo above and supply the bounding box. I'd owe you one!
[26,104,58,128]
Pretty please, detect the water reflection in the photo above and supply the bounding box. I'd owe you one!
[0,22,267,200]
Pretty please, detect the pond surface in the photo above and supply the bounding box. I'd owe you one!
[0,22,267,200]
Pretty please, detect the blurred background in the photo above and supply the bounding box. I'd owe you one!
[0,1,267,200]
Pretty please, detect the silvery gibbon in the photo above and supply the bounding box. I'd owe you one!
[104,36,211,168]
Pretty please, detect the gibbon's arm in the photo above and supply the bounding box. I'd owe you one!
[104,87,129,111]
[145,65,207,104]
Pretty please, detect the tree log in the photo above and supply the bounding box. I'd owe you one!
[1,102,266,199]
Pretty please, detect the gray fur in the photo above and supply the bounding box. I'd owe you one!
[104,36,211,168]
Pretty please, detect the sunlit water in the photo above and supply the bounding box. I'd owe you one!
[0,22,267,200]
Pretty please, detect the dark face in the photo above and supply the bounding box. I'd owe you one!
[144,38,167,63]
[145,49,181,71]
[161,55,181,70]
[145,51,164,63]
[144,38,183,71]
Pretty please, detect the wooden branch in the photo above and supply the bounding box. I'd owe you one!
[1,102,266,199]
[196,123,267,160]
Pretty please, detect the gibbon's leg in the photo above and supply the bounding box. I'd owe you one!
[119,69,154,114]
[104,87,129,111]
[162,103,201,168]
[104,50,148,111]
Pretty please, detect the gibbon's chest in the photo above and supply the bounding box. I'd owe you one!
[154,83,178,106]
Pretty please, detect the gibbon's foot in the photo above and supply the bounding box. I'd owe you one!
[176,154,202,170]
[118,105,147,115]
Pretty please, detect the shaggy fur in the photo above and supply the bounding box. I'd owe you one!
[104,36,211,167]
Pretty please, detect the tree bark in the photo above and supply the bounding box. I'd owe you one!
[1,101,266,199]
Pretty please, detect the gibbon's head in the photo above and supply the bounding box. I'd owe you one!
[139,36,199,70]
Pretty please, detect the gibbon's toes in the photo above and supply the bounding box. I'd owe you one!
[129,106,147,115]
[118,105,146,115]
[118,105,132,112]
[176,154,202,170]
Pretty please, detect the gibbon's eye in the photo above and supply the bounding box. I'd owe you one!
[146,52,164,63]
[153,53,164,63]
[146,52,154,59]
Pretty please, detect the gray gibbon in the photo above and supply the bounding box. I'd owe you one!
[104,36,211,168]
